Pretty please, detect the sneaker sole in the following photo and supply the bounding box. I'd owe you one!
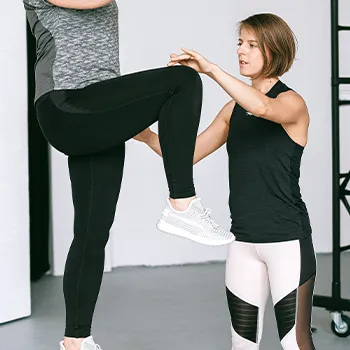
[156,219,234,246]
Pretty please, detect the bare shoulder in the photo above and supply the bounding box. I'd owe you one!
[278,89,307,108]
[278,89,306,106]
[281,90,310,146]
[279,90,309,123]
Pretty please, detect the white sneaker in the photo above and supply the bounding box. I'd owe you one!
[157,198,235,246]
[59,336,102,350]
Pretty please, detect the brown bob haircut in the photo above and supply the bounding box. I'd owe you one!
[238,13,298,78]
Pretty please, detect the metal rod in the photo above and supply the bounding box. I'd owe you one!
[338,25,350,31]
[338,77,350,84]
[340,244,350,252]
[331,0,341,300]
[340,197,350,216]
[313,295,350,311]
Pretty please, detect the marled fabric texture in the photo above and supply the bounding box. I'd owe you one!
[23,0,121,103]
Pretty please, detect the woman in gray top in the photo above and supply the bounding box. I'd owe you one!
[23,1,234,349]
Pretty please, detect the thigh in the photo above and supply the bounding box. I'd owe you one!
[258,237,316,349]
[68,144,126,246]
[40,65,199,155]
[66,65,196,111]
[258,237,316,305]
[226,241,270,347]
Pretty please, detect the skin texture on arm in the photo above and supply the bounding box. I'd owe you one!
[169,49,309,126]
[192,99,235,164]
[45,0,115,9]
[208,65,309,125]
[135,99,235,165]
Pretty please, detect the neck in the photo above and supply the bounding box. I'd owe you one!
[251,76,279,94]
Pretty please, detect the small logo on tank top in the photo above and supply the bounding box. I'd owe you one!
[246,111,252,116]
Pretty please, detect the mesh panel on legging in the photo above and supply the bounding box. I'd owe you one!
[296,274,316,350]
[274,288,297,341]
[226,288,259,343]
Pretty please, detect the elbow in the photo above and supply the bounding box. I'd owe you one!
[256,97,270,118]
[257,104,268,118]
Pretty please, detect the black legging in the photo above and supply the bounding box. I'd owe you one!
[35,65,203,337]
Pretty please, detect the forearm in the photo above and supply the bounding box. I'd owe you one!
[146,132,205,165]
[193,142,212,165]
[208,65,268,116]
[146,132,162,157]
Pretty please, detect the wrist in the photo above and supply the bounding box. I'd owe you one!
[207,64,221,78]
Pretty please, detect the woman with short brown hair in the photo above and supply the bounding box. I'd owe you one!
[137,13,316,349]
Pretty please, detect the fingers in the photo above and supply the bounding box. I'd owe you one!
[170,53,192,61]
[168,56,190,66]
[167,60,188,67]
[168,49,199,68]
[181,48,199,58]
[170,48,199,58]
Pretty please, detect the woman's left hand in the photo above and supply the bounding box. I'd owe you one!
[167,48,215,74]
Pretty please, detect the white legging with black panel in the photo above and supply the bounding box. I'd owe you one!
[226,237,316,350]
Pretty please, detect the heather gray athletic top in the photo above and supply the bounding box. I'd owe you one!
[23,0,121,103]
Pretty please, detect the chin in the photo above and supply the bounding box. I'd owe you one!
[240,70,254,78]
[240,68,261,79]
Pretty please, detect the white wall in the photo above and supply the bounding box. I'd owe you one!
[50,0,350,275]
[0,4,31,322]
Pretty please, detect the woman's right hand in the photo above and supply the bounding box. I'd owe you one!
[133,127,153,144]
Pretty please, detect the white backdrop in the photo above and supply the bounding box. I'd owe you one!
[49,0,350,275]
[0,4,31,322]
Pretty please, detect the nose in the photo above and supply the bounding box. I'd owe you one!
[237,45,245,56]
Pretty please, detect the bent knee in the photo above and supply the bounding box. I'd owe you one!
[171,65,202,86]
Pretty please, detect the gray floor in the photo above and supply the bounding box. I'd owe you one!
[1,254,350,350]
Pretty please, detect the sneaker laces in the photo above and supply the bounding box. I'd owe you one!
[198,208,219,230]
[95,345,103,350]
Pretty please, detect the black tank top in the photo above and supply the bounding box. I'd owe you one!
[226,80,312,243]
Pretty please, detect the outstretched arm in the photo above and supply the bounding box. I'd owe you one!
[169,49,308,125]
[207,65,308,124]
[134,99,235,165]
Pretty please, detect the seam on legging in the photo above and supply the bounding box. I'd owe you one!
[299,271,316,289]
[58,90,173,115]
[295,268,300,334]
[161,92,174,196]
[254,243,264,261]
[74,157,93,333]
